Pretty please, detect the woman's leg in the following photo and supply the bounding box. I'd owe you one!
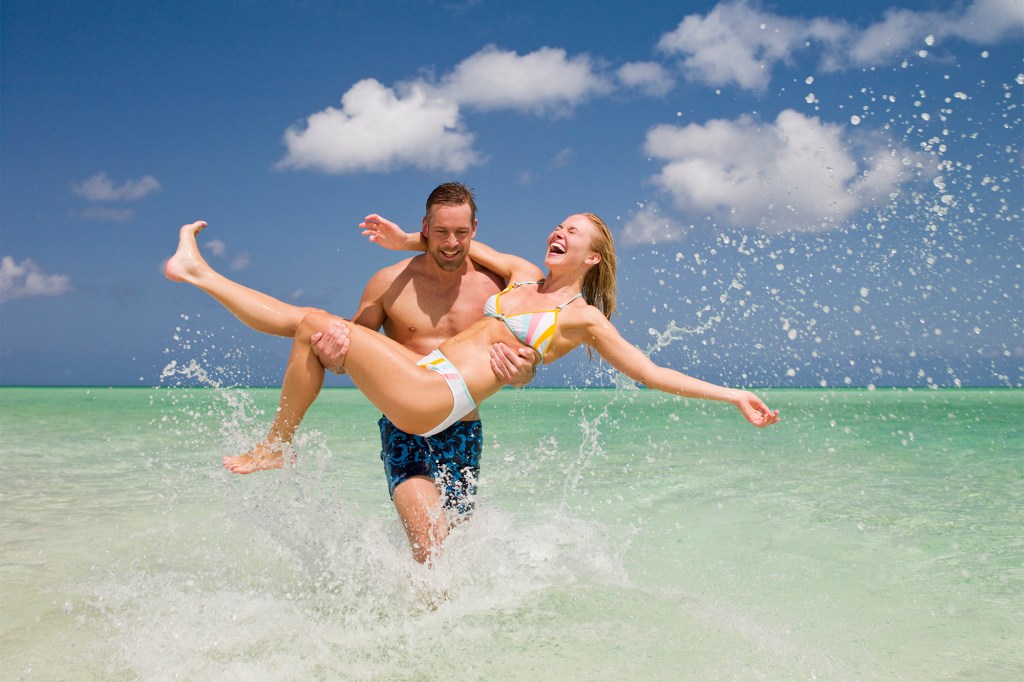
[223,310,330,473]
[224,311,456,474]
[165,220,317,337]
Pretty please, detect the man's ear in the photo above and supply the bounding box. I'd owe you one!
[421,216,429,237]
[471,219,478,238]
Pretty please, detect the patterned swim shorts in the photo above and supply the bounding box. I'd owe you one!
[379,415,483,516]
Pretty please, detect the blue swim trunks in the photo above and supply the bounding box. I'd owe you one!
[379,415,483,516]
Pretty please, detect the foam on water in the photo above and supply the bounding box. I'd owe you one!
[56,369,632,680]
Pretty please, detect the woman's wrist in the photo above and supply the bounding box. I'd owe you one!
[724,388,745,405]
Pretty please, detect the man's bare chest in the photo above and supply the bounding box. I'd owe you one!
[383,276,499,347]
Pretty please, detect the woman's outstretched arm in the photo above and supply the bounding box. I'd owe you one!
[579,308,779,427]
[463,239,542,284]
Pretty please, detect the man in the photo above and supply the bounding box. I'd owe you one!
[310,183,534,563]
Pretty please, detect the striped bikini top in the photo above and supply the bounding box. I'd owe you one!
[483,281,583,362]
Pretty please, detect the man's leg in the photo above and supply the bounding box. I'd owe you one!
[379,416,482,562]
[223,312,332,473]
[392,477,449,564]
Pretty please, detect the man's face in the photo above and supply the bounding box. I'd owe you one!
[421,203,476,272]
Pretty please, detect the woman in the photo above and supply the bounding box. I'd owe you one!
[166,213,778,469]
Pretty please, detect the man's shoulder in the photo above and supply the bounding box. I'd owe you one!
[368,254,426,283]
[373,255,503,287]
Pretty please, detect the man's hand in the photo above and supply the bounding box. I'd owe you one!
[311,321,351,375]
[490,342,536,388]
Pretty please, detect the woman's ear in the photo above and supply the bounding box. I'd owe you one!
[585,252,602,266]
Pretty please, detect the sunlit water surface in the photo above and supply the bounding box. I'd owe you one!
[1,386,1021,680]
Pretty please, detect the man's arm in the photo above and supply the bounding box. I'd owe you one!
[316,328,537,387]
[311,270,390,374]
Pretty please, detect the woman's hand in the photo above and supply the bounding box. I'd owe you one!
[733,390,780,428]
[360,214,420,251]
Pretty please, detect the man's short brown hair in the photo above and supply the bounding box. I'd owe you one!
[426,182,477,222]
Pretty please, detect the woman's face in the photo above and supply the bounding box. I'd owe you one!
[544,214,599,270]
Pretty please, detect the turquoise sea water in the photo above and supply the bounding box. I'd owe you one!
[1,385,1021,680]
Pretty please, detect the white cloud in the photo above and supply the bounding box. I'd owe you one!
[0,256,72,303]
[549,147,575,168]
[200,238,248,271]
[617,61,675,96]
[230,252,251,271]
[277,78,480,174]
[205,239,227,257]
[72,172,160,201]
[656,0,843,91]
[640,109,919,238]
[278,45,610,174]
[436,45,611,114]
[850,0,1024,64]
[955,0,1024,42]
[620,202,689,247]
[657,0,1023,89]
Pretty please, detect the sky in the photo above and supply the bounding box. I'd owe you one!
[1,0,1021,389]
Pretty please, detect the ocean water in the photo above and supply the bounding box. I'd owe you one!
[1,385,1021,681]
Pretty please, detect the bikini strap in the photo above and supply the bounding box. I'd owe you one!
[556,292,584,310]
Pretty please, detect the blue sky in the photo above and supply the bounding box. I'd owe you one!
[1,0,1021,388]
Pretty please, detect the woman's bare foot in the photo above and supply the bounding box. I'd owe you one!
[223,441,294,474]
[164,220,211,284]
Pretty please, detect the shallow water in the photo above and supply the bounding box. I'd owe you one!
[1,386,1021,680]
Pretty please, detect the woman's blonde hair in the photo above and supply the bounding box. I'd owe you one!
[580,213,617,321]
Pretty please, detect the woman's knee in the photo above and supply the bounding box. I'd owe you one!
[297,309,344,336]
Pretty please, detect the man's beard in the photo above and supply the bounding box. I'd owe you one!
[432,249,466,272]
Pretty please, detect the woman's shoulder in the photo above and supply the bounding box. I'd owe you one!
[561,299,611,327]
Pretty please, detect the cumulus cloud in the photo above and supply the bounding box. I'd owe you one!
[200,238,248,271]
[620,202,688,247]
[229,252,251,271]
[72,172,161,202]
[278,78,480,173]
[658,0,1023,89]
[657,0,845,90]
[205,239,228,257]
[627,109,918,242]
[279,45,609,174]
[0,256,72,303]
[955,0,1024,42]
[436,45,611,114]
[617,61,675,96]
[850,0,1024,64]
